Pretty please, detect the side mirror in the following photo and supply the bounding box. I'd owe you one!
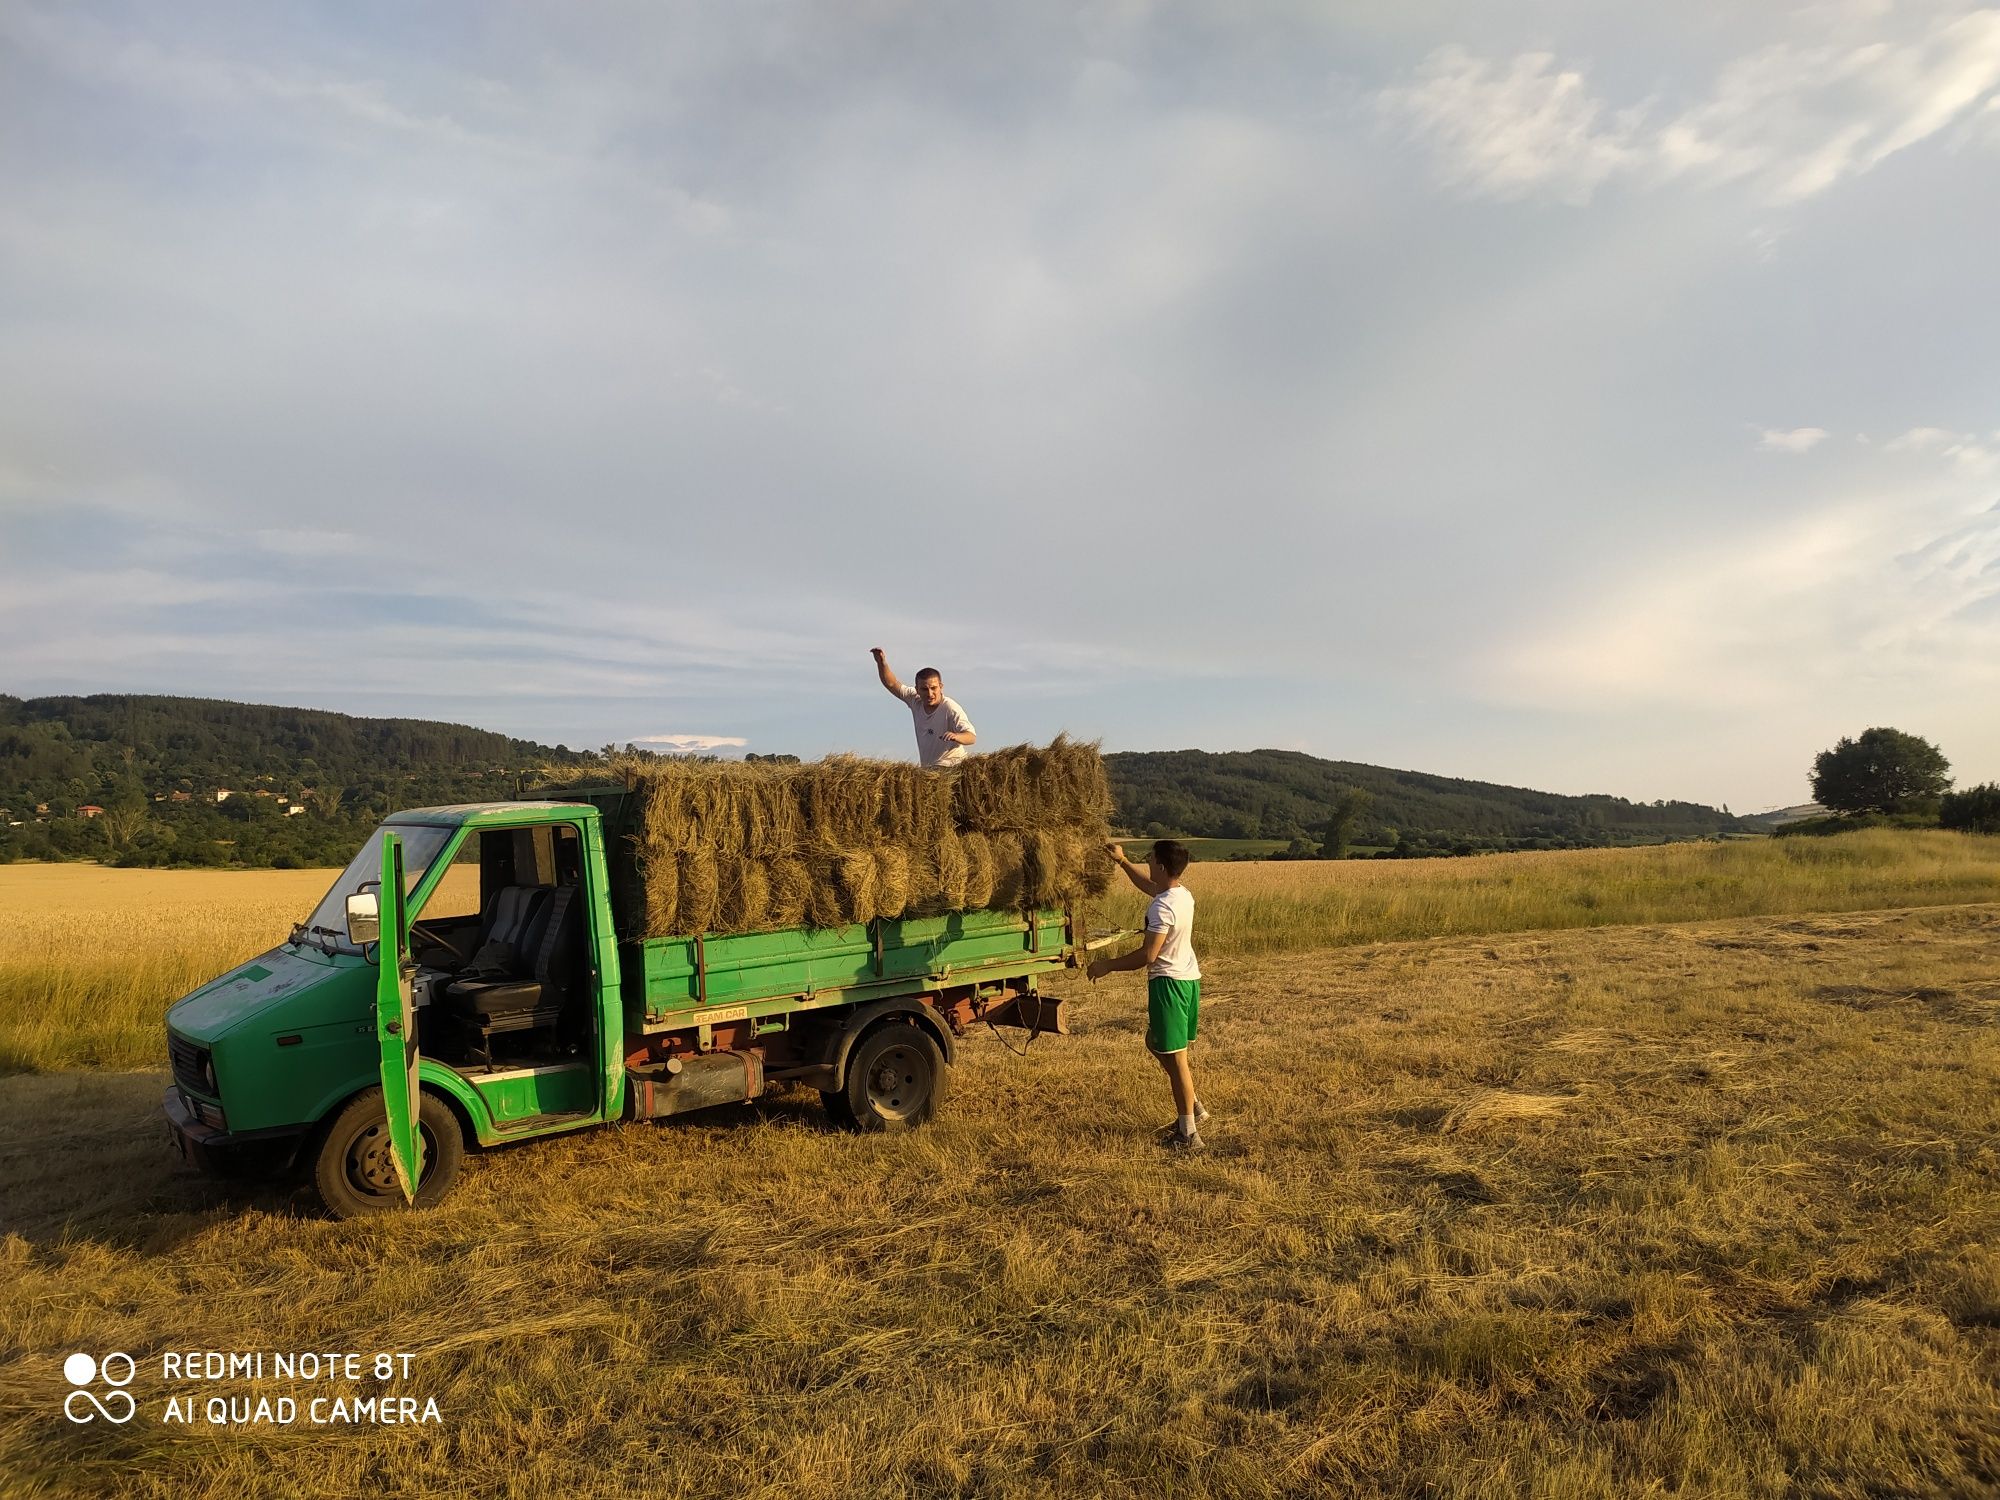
[345,890,381,945]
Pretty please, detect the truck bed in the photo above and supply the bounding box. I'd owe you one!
[626,907,1074,1033]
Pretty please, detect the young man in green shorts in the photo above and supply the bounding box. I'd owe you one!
[1087,839,1206,1150]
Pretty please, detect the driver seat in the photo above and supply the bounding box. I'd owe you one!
[441,886,581,1066]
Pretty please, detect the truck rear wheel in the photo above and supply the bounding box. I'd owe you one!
[838,1022,945,1132]
[313,1088,463,1218]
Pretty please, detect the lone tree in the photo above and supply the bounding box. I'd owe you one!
[1315,786,1375,859]
[1809,728,1951,816]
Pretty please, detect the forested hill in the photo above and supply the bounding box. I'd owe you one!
[1105,749,1741,853]
[1,693,588,805]
[0,694,1739,867]
[0,694,595,867]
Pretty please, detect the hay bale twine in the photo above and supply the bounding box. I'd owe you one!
[961,830,995,910]
[836,849,879,925]
[676,848,720,936]
[767,858,812,928]
[874,846,911,918]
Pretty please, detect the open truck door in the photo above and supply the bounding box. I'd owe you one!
[375,832,422,1201]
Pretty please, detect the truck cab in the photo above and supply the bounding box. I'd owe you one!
[165,802,626,1216]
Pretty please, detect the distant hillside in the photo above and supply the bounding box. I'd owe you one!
[1736,803,1824,832]
[1104,749,1742,854]
[0,693,596,867]
[1,694,1741,867]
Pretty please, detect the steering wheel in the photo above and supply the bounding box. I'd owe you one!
[410,921,470,964]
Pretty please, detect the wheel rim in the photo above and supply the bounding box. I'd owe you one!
[863,1043,931,1121]
[345,1120,432,1198]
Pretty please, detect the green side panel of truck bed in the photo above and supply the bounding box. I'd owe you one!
[628,908,1071,1022]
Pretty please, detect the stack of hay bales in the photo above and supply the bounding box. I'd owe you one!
[592,737,1112,938]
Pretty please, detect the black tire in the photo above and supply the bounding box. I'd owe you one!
[313,1087,464,1218]
[838,1022,946,1132]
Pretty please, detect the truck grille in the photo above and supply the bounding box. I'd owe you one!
[168,1033,214,1098]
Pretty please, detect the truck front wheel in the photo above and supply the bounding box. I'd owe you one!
[313,1088,464,1218]
[838,1022,945,1132]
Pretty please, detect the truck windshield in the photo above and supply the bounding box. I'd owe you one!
[296,824,456,951]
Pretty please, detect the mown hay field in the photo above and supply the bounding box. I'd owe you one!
[3,830,1997,1075]
[2,887,1998,1496]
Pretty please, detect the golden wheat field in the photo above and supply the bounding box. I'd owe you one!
[4,832,1996,1075]
[2,834,1998,1497]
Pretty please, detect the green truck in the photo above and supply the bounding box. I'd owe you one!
[164,796,1076,1217]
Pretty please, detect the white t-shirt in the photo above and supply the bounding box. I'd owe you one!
[899,685,975,768]
[1145,885,1200,981]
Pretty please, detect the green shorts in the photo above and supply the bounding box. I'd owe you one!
[1146,977,1201,1055]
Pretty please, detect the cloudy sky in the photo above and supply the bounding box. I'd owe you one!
[3,1,1996,810]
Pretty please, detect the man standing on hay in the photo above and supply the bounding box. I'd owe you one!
[1088,840,1206,1152]
[871,648,977,768]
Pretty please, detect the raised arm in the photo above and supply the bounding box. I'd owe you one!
[871,647,906,698]
[1107,842,1164,897]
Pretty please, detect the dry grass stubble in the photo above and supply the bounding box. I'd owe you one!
[2,903,1998,1497]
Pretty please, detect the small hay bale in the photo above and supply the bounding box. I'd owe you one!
[988,831,1027,908]
[642,845,679,938]
[676,849,720,936]
[931,827,969,910]
[805,862,847,930]
[874,846,912,918]
[1022,829,1065,907]
[806,758,884,849]
[767,858,812,928]
[717,857,771,933]
[836,849,879,926]
[961,831,995,910]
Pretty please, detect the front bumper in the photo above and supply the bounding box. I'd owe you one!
[163,1087,307,1179]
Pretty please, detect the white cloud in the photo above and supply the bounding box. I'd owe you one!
[1488,490,2000,712]
[631,734,750,751]
[1375,47,1638,205]
[1759,426,1829,452]
[1383,9,2000,206]
[1885,425,1959,451]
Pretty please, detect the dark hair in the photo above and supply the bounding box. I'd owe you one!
[915,667,942,685]
[1152,839,1191,878]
